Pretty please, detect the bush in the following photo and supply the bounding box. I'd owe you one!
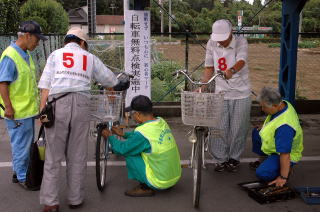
[20,0,68,34]
[0,0,20,33]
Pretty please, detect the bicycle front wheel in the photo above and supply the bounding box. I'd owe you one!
[96,126,108,192]
[192,129,203,208]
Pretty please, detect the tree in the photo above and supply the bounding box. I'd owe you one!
[20,0,69,34]
[0,0,20,33]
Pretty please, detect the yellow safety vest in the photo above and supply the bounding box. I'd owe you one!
[135,118,182,189]
[259,101,303,162]
[0,46,39,119]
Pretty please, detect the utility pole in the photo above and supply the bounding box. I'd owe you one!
[169,0,172,41]
[110,3,118,15]
[87,0,96,35]
[298,11,303,42]
[160,0,164,43]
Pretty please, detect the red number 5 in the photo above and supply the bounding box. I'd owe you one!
[63,53,74,68]
[218,57,227,71]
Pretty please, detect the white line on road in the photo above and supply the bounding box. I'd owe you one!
[1,156,320,168]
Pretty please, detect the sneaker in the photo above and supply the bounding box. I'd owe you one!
[227,159,240,172]
[249,161,261,170]
[214,162,228,172]
[43,205,59,212]
[124,184,155,197]
[12,173,18,183]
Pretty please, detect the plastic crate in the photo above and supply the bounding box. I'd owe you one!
[296,187,320,205]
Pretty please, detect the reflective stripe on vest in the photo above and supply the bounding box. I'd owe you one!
[259,101,303,162]
[0,46,39,119]
[135,118,181,189]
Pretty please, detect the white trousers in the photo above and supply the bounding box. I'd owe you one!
[40,93,90,206]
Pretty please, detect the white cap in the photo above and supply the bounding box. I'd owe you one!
[210,19,232,41]
[65,27,88,43]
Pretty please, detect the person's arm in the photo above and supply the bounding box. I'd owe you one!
[268,124,295,187]
[0,82,14,119]
[92,56,118,88]
[0,56,17,119]
[268,153,290,187]
[108,131,151,157]
[40,89,49,111]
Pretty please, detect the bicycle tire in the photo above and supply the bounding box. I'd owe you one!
[96,126,108,192]
[192,129,203,208]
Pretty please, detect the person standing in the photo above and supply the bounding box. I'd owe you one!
[0,21,47,189]
[202,19,252,172]
[38,27,124,212]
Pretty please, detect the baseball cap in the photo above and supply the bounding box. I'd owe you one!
[65,27,88,43]
[210,19,232,42]
[18,21,47,40]
[125,95,153,113]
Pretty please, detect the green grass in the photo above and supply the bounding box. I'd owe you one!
[268,40,320,48]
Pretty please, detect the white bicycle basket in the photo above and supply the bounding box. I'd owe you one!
[181,91,224,127]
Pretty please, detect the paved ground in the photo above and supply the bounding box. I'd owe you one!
[0,114,320,212]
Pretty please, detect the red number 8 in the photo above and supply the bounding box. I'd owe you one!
[218,57,227,71]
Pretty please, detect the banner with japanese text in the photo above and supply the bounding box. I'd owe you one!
[124,10,151,107]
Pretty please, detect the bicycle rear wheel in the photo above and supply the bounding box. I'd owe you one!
[96,125,108,192]
[192,129,203,208]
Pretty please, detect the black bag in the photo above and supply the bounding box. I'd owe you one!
[25,125,45,191]
[40,93,69,128]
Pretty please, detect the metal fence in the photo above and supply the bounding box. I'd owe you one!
[1,32,319,100]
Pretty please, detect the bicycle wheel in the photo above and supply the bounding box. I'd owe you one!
[192,129,203,208]
[96,125,108,192]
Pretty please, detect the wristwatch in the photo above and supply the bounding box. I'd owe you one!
[230,67,237,74]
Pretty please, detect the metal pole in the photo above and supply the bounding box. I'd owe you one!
[185,31,189,90]
[161,1,164,44]
[298,11,303,42]
[169,0,172,41]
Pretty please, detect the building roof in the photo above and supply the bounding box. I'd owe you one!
[68,7,87,24]
[96,15,124,25]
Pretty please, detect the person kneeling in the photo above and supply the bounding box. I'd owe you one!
[251,87,303,187]
[102,95,182,196]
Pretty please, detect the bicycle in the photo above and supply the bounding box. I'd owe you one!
[89,72,131,192]
[174,69,226,208]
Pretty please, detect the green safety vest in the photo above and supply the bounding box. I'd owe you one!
[0,46,39,119]
[135,117,182,189]
[259,101,303,162]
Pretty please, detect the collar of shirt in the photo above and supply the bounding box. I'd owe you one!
[271,101,288,120]
[65,42,82,49]
[217,35,235,49]
[10,41,30,64]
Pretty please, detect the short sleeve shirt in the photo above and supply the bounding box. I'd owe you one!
[0,42,30,83]
[38,42,119,95]
[205,35,251,99]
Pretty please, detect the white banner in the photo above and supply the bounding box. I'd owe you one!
[124,10,151,107]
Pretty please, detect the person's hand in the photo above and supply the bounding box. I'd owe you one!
[194,85,206,93]
[101,129,112,138]
[111,126,124,137]
[268,176,287,187]
[4,105,14,119]
[224,69,233,80]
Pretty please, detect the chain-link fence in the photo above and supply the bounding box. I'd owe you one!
[1,32,319,101]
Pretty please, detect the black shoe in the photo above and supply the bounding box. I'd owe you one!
[214,162,228,172]
[249,161,261,170]
[12,173,18,183]
[69,202,84,209]
[18,181,40,191]
[227,159,240,172]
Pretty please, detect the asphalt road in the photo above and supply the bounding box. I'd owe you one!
[0,115,320,212]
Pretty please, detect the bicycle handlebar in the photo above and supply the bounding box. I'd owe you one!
[173,69,226,86]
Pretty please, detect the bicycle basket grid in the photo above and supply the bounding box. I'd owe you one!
[90,90,123,122]
[181,91,224,127]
